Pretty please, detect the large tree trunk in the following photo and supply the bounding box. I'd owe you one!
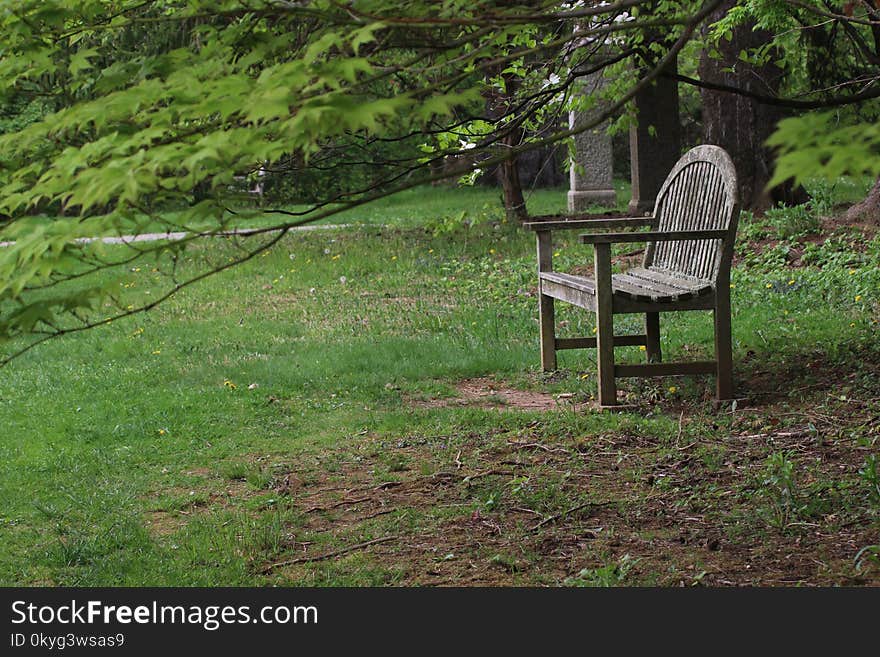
[846,176,880,224]
[699,1,807,211]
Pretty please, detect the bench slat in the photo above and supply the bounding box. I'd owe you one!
[613,273,695,301]
[539,269,712,303]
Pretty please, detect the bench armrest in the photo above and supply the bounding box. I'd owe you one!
[579,229,729,244]
[524,216,654,232]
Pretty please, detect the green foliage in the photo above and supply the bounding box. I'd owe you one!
[762,203,821,240]
[564,554,637,587]
[855,545,880,575]
[769,110,880,186]
[859,455,880,503]
[758,451,803,530]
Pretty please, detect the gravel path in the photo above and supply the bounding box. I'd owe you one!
[0,223,347,248]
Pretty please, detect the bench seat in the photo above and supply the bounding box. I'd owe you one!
[540,267,713,304]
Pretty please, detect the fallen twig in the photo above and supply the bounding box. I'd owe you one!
[304,496,370,514]
[512,506,542,517]
[359,508,396,521]
[373,481,403,491]
[531,500,613,531]
[260,535,397,572]
[507,441,571,454]
[731,429,812,441]
[462,469,515,483]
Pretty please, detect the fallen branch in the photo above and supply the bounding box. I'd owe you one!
[260,535,397,572]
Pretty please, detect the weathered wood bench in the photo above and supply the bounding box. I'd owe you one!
[524,145,741,407]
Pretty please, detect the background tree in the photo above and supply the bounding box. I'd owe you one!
[697,1,880,216]
[699,0,806,209]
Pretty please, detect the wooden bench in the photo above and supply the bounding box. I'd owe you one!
[524,145,741,407]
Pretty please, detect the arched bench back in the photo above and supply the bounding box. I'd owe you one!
[646,145,740,282]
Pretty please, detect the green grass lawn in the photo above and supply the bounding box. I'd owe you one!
[1,186,879,586]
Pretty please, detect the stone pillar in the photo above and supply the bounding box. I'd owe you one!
[628,61,681,214]
[568,72,616,212]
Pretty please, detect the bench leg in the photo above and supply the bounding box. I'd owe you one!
[539,292,556,371]
[594,243,617,406]
[714,295,733,401]
[536,231,557,371]
[645,312,662,363]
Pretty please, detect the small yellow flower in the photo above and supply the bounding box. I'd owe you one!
[158,428,166,436]
[553,251,561,257]
[332,255,340,260]
[152,349,161,355]
[765,283,772,289]
[223,379,237,390]
[639,345,647,351]
[591,326,597,334]
[855,295,862,301]
[849,269,857,275]
[668,386,677,394]
[787,280,794,285]
[489,248,496,255]
[391,255,397,261]
[729,283,735,289]
[428,249,434,253]
[850,322,856,327]
[580,373,590,380]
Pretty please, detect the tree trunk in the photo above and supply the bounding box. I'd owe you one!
[698,1,807,211]
[498,127,528,222]
[846,176,880,224]
[484,72,529,222]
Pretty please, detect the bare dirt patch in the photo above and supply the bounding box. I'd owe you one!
[409,377,593,412]
[144,511,187,538]
[253,390,880,586]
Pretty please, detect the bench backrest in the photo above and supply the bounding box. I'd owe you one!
[645,145,740,283]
